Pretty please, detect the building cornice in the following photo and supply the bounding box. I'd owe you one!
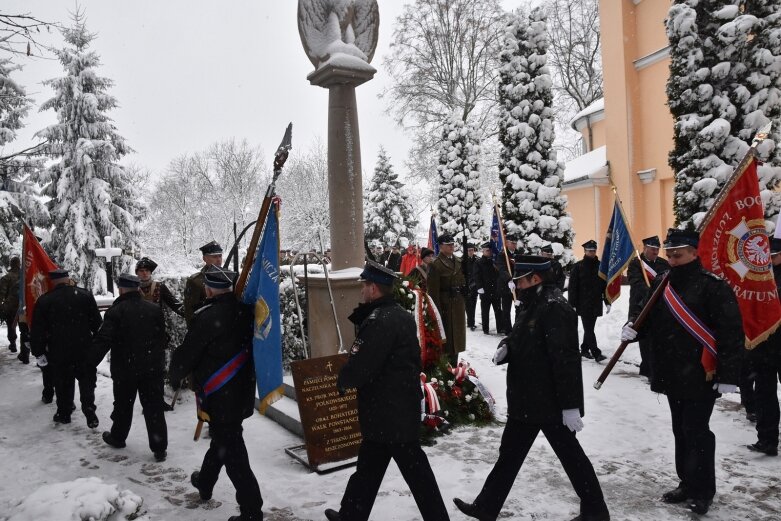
[634,46,671,71]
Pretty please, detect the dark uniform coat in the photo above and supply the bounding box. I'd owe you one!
[30,284,102,364]
[627,254,670,313]
[385,252,402,272]
[91,292,167,377]
[0,266,20,320]
[169,293,256,424]
[338,296,422,443]
[473,256,499,297]
[549,260,566,291]
[428,254,466,355]
[630,259,743,398]
[183,266,209,326]
[498,284,584,423]
[567,256,607,318]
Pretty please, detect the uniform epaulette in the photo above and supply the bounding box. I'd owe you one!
[702,270,723,281]
[194,303,213,315]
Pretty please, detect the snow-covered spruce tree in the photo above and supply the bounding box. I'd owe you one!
[363,147,418,245]
[497,7,573,257]
[436,114,484,242]
[667,1,781,229]
[0,58,49,262]
[35,12,144,293]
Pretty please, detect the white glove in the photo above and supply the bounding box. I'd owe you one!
[713,383,737,394]
[513,299,521,307]
[36,355,48,367]
[477,288,485,295]
[620,322,638,342]
[492,341,509,365]
[605,304,611,314]
[507,281,515,290]
[562,409,583,432]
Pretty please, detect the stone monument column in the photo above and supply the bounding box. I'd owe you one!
[298,0,380,357]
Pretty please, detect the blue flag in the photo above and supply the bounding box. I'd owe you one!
[490,208,505,261]
[242,199,284,414]
[428,215,439,256]
[598,201,637,303]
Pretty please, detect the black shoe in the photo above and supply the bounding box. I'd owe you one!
[593,353,607,362]
[324,508,341,521]
[102,431,126,448]
[85,411,99,429]
[746,412,758,423]
[42,393,53,404]
[469,325,476,331]
[453,498,492,521]
[570,512,610,521]
[190,471,212,501]
[747,441,778,456]
[53,412,71,424]
[17,352,29,364]
[661,487,688,504]
[581,350,594,360]
[162,401,174,412]
[9,342,17,353]
[154,451,167,462]
[689,498,712,515]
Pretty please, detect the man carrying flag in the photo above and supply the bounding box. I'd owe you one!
[626,236,670,378]
[621,228,743,515]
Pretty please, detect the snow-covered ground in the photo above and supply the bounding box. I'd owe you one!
[0,292,779,520]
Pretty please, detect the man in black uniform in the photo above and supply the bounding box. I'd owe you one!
[169,268,263,521]
[324,262,449,521]
[496,234,520,334]
[622,229,743,515]
[464,243,478,331]
[30,269,102,426]
[454,256,610,521]
[746,237,781,456]
[540,244,566,290]
[626,236,670,378]
[568,240,607,362]
[474,243,502,335]
[93,274,168,462]
[385,244,402,272]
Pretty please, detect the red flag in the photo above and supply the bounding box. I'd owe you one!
[698,157,781,347]
[21,225,58,327]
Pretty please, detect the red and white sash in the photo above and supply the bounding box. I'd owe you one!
[662,284,718,378]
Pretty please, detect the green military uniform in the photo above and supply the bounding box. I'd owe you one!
[428,250,466,359]
[183,267,208,327]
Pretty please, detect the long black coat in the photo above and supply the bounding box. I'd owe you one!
[169,293,256,424]
[30,284,102,364]
[568,256,607,318]
[630,259,743,399]
[91,292,167,378]
[338,296,422,443]
[549,260,566,291]
[498,284,584,423]
[627,254,670,314]
[473,256,499,297]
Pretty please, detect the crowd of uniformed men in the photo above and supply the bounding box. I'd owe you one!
[1,227,780,521]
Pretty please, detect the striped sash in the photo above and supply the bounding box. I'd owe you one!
[195,348,250,422]
[662,284,718,378]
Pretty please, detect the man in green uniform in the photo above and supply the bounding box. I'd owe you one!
[428,234,466,363]
[183,241,223,327]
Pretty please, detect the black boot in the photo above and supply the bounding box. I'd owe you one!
[689,498,712,515]
[53,412,71,424]
[190,471,212,500]
[85,410,99,429]
[581,349,594,359]
[747,441,778,456]
[453,498,494,521]
[324,509,341,521]
[8,341,16,353]
[41,392,54,404]
[154,450,167,462]
[661,486,688,504]
[102,431,126,448]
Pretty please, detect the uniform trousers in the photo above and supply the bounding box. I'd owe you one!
[466,292,478,329]
[578,316,603,357]
[638,339,653,378]
[198,422,263,520]
[473,418,608,519]
[54,362,97,417]
[753,346,781,446]
[339,438,449,521]
[499,295,512,333]
[667,395,716,500]
[110,376,168,453]
[479,294,502,334]
[41,364,55,400]
[740,351,757,415]
[6,311,17,345]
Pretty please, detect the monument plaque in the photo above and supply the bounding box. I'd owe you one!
[290,354,361,469]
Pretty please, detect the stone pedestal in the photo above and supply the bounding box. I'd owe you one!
[305,268,363,358]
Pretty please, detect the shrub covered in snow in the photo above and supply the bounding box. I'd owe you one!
[364,147,418,246]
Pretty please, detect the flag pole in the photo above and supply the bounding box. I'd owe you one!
[492,197,517,304]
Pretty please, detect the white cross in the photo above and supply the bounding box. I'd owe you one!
[94,236,122,261]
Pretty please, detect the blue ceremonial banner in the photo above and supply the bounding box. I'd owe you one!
[490,207,505,261]
[598,201,636,303]
[427,215,439,256]
[242,198,284,415]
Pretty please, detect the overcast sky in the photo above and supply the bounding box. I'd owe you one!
[6,0,516,184]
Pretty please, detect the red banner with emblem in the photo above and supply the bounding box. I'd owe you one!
[21,224,58,327]
[698,156,781,348]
